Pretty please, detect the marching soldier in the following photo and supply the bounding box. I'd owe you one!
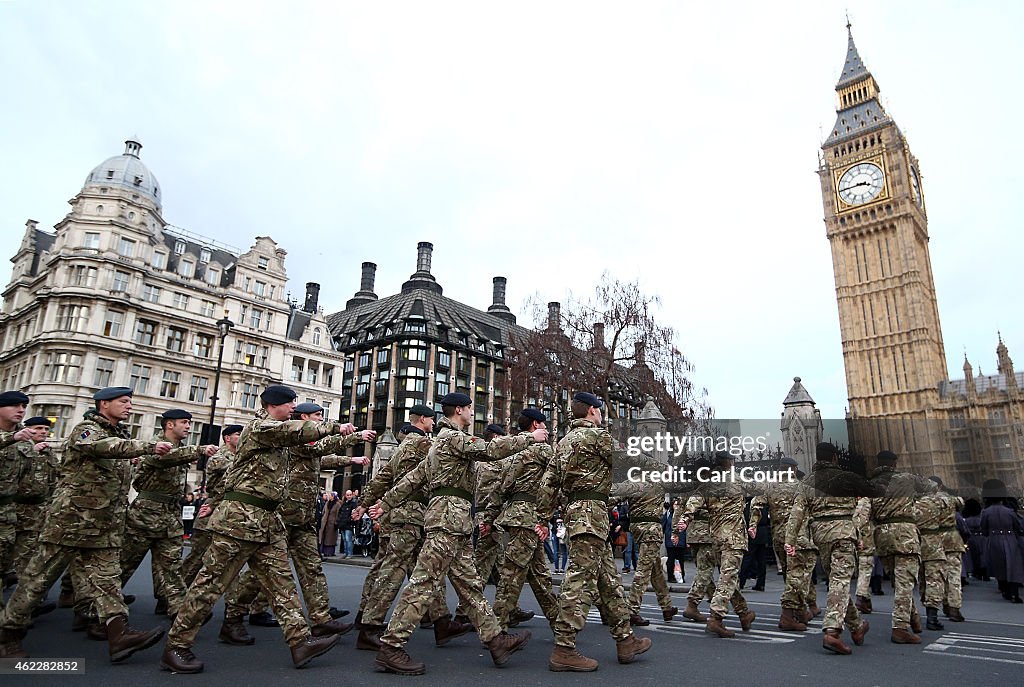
[866,450,935,643]
[354,407,460,651]
[917,487,962,630]
[0,387,167,661]
[218,402,371,645]
[930,476,967,623]
[160,385,350,673]
[369,392,538,675]
[119,409,216,620]
[672,468,716,623]
[534,392,651,672]
[785,442,873,655]
[488,408,560,632]
[181,424,243,586]
[677,451,762,639]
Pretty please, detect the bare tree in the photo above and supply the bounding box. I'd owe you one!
[507,272,713,438]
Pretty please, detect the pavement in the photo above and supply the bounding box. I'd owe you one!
[4,556,1022,686]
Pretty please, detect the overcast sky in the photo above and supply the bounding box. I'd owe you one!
[2,1,1020,421]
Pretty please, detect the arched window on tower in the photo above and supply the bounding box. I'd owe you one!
[313,328,321,346]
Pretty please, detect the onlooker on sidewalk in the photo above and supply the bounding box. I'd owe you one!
[336,490,358,558]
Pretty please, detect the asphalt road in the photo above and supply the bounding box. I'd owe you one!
[4,556,1023,686]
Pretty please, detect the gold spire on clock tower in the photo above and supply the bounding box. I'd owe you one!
[818,24,950,477]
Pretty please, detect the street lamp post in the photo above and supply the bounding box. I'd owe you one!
[201,312,234,488]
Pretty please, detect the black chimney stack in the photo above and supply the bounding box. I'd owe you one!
[303,282,320,313]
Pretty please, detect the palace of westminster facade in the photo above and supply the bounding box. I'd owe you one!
[1,26,1020,493]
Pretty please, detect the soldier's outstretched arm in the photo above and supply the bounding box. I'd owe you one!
[381,458,428,511]
[145,443,209,468]
[460,431,537,462]
[72,433,158,460]
[250,418,341,448]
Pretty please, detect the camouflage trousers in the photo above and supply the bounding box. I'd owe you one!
[944,551,963,608]
[181,529,212,587]
[880,554,920,629]
[0,523,13,584]
[454,528,503,617]
[818,539,862,633]
[0,542,127,629]
[11,528,39,580]
[780,548,817,611]
[380,530,503,648]
[855,552,875,598]
[708,547,750,618]
[167,532,310,649]
[226,524,334,625]
[920,556,948,609]
[553,534,633,648]
[119,527,187,615]
[359,531,390,613]
[686,543,717,604]
[492,526,559,630]
[628,523,672,614]
[362,524,448,627]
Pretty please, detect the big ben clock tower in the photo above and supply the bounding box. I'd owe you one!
[819,24,951,478]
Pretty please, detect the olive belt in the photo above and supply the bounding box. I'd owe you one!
[14,495,45,505]
[811,514,852,522]
[409,494,429,506]
[136,490,179,505]
[631,516,662,525]
[505,492,536,504]
[919,526,955,534]
[567,490,609,505]
[431,487,474,503]
[0,495,16,506]
[877,517,917,525]
[223,491,280,511]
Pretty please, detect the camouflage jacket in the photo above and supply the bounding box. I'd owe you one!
[679,479,764,551]
[673,495,712,545]
[866,465,935,556]
[492,433,554,529]
[360,431,432,528]
[381,417,534,536]
[937,491,966,552]
[207,411,341,544]
[127,433,207,538]
[786,461,876,548]
[752,478,816,551]
[474,455,511,527]
[39,411,158,548]
[536,419,621,540]
[610,479,667,542]
[193,447,234,532]
[0,427,24,527]
[916,494,948,561]
[280,433,364,527]
[853,498,875,556]
[15,440,56,532]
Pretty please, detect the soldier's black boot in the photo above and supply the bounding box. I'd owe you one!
[31,601,56,618]
[71,610,92,632]
[0,628,28,658]
[926,607,944,631]
[249,611,279,627]
[161,645,204,673]
[106,614,164,663]
[509,607,535,627]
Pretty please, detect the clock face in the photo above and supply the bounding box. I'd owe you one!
[837,162,885,205]
[910,167,923,207]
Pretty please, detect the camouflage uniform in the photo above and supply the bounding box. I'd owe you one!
[786,461,870,634]
[377,417,535,650]
[866,465,934,630]
[754,479,817,614]
[182,447,235,586]
[679,479,762,621]
[11,440,58,581]
[611,480,673,617]
[0,411,158,629]
[357,429,447,626]
[534,418,636,649]
[937,492,966,611]
[489,433,558,629]
[674,497,716,605]
[854,498,877,600]
[226,432,365,625]
[165,412,343,651]
[0,429,23,585]
[118,433,207,616]
[917,493,961,610]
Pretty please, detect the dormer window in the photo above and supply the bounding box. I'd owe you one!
[313,328,322,345]
[257,256,269,270]
[106,170,114,179]
[174,240,186,255]
[200,248,212,263]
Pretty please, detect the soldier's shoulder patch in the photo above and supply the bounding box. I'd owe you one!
[79,429,94,441]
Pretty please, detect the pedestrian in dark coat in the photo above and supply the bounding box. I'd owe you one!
[980,481,1024,603]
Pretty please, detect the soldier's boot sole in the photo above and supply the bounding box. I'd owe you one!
[109,627,165,663]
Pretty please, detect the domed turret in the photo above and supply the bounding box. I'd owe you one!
[82,138,161,212]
